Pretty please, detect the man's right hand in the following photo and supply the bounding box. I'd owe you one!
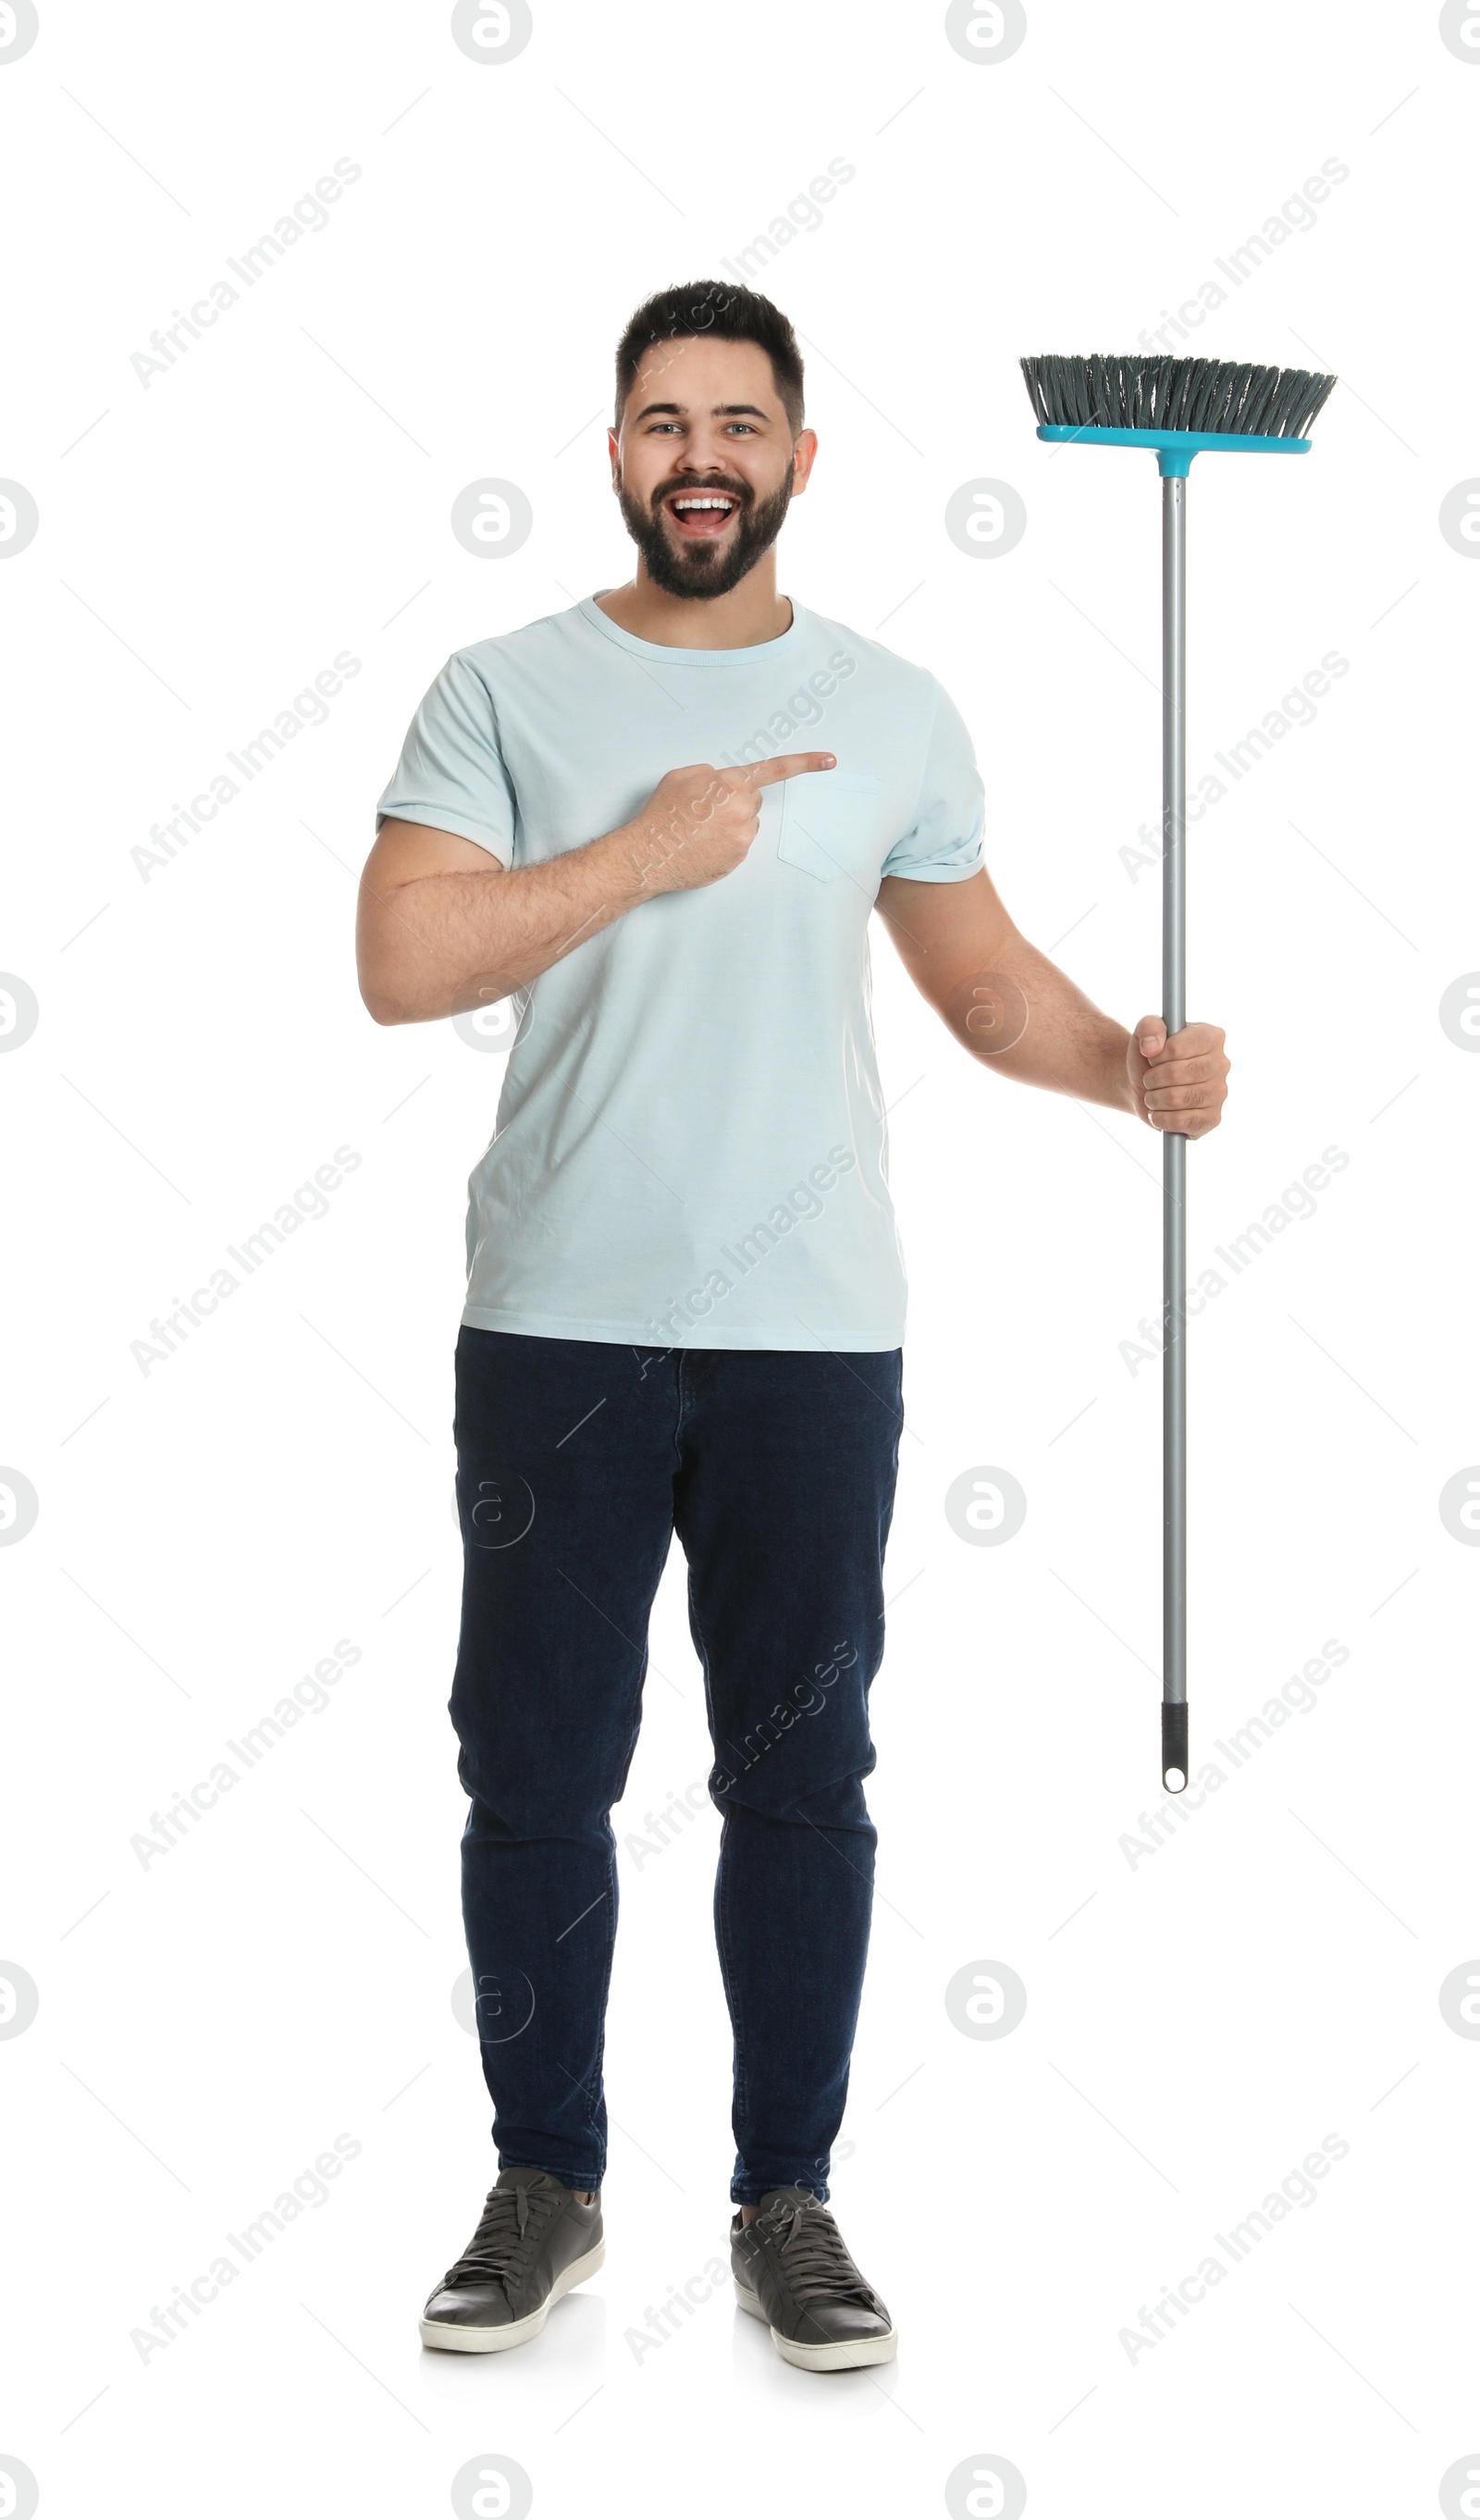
[359,754,838,1026]
[622,753,836,896]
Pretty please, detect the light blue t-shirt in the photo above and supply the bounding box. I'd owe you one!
[376,595,985,1351]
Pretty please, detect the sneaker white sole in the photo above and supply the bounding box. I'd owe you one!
[734,2274,898,2371]
[420,2237,606,2353]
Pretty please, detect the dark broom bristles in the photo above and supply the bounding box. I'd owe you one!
[1020,353,1338,440]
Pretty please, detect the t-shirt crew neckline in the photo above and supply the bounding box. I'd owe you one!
[579,591,806,667]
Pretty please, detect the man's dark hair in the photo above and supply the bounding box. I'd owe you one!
[614,280,805,435]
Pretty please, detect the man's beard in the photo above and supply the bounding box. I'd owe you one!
[615,467,794,599]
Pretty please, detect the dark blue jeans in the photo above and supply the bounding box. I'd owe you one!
[450,1328,904,2205]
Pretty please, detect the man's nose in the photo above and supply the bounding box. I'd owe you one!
[677,437,734,475]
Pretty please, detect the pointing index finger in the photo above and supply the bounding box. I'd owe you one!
[745,751,837,788]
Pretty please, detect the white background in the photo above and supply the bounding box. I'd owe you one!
[3,3,1477,2514]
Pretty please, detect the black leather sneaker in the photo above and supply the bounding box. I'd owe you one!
[731,2185,897,2371]
[420,2166,604,2353]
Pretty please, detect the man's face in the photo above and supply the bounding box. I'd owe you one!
[610,335,817,599]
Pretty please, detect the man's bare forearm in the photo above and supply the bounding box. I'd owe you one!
[964,931,1138,1116]
[876,867,1227,1135]
[361,824,654,1024]
[875,871,1138,1118]
[360,749,835,1026]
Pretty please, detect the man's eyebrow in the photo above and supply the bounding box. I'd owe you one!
[631,400,774,423]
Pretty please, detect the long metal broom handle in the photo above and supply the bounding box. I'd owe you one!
[1161,476,1189,1791]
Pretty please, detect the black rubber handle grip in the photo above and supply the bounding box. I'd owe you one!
[1161,1702,1189,1793]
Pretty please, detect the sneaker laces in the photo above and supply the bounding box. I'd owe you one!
[445,2178,554,2289]
[759,2197,876,2310]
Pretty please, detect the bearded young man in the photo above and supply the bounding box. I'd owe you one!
[357,280,1228,2373]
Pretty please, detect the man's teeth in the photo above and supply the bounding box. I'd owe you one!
[672,497,734,512]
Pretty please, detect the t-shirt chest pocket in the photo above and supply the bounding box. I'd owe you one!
[775,772,885,886]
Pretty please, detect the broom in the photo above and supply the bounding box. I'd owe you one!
[1019,354,1338,1794]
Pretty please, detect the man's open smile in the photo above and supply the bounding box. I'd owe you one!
[662,486,745,538]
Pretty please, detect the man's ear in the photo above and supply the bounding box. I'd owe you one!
[790,427,819,498]
[607,426,621,488]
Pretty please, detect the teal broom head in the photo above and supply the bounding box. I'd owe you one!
[1020,354,1338,475]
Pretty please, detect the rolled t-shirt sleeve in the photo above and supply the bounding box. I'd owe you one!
[375,650,517,865]
[880,680,986,883]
